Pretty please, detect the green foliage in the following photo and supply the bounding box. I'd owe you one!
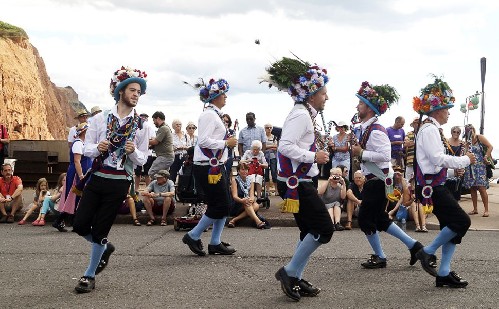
[373,84,399,104]
[267,57,310,89]
[0,21,28,39]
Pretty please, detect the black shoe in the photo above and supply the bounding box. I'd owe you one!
[415,248,438,277]
[298,279,320,297]
[52,222,68,232]
[182,233,206,256]
[436,271,468,288]
[95,243,115,275]
[335,223,345,231]
[361,255,387,269]
[208,242,236,255]
[275,267,301,301]
[74,276,95,293]
[409,241,423,266]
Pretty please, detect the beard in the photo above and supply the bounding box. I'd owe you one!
[121,95,138,108]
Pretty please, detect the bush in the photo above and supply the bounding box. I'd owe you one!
[0,21,28,40]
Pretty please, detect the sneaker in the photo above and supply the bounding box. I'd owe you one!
[361,255,387,269]
[182,233,206,256]
[335,223,345,231]
[95,243,115,275]
[18,219,27,225]
[74,276,95,293]
[52,222,68,232]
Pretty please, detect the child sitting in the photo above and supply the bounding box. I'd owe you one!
[18,177,49,225]
[32,173,67,227]
[240,140,268,201]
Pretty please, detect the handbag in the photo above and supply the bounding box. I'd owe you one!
[477,136,494,179]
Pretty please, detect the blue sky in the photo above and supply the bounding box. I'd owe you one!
[4,0,499,155]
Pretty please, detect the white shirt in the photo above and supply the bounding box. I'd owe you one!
[72,139,84,155]
[142,120,156,156]
[193,104,228,163]
[84,105,148,168]
[359,117,391,175]
[416,117,470,177]
[277,104,318,178]
[67,126,77,143]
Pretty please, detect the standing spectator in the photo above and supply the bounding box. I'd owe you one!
[0,163,23,223]
[186,121,198,147]
[318,167,347,231]
[386,116,406,168]
[53,122,92,231]
[141,170,175,226]
[404,117,419,181]
[71,66,149,293]
[0,122,9,165]
[182,77,238,257]
[263,58,332,301]
[170,119,189,183]
[264,123,278,194]
[445,126,465,201]
[462,124,493,217]
[345,170,365,230]
[223,114,236,175]
[351,81,422,270]
[148,111,174,181]
[88,106,102,127]
[68,109,89,148]
[238,112,266,157]
[329,121,350,169]
[134,113,156,191]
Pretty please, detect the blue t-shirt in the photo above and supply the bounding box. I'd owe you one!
[386,127,405,159]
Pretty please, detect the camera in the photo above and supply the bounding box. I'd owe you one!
[271,126,282,141]
[332,175,341,181]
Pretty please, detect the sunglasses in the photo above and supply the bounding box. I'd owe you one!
[265,127,272,129]
[452,131,461,134]
[187,127,196,129]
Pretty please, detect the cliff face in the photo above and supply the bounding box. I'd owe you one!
[0,32,83,140]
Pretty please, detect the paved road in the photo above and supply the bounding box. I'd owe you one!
[1,225,498,308]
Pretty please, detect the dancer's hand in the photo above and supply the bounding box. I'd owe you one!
[225,137,237,148]
[466,152,476,164]
[97,140,110,153]
[124,141,135,154]
[315,150,329,164]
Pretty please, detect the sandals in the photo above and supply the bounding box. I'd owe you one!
[468,210,478,215]
[160,219,167,226]
[133,219,141,226]
[421,226,429,232]
[482,213,489,217]
[257,221,268,229]
[344,220,352,230]
[146,219,155,226]
[227,220,236,228]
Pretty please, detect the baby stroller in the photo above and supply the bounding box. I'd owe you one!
[248,158,271,209]
[174,146,206,231]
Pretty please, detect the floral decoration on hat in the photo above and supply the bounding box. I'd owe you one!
[198,78,230,103]
[413,76,455,115]
[261,56,329,103]
[356,81,399,116]
[109,66,147,102]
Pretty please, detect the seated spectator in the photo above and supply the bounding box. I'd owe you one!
[118,191,141,226]
[29,173,66,226]
[345,170,365,230]
[228,163,266,229]
[409,179,428,232]
[240,140,268,200]
[337,164,350,188]
[0,163,23,223]
[386,167,413,223]
[141,170,175,226]
[318,167,347,231]
[18,177,49,225]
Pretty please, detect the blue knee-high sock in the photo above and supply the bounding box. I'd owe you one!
[210,217,226,245]
[424,226,457,255]
[83,234,93,242]
[438,242,456,277]
[294,235,321,280]
[284,233,321,278]
[366,231,386,259]
[386,222,417,248]
[188,214,216,240]
[84,242,106,278]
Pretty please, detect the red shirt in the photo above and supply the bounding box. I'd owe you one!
[0,176,22,196]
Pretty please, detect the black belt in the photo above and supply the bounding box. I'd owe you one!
[365,168,389,181]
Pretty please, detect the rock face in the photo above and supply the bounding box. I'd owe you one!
[0,24,84,140]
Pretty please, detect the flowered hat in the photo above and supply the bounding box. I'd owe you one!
[356,81,399,116]
[199,78,230,103]
[413,76,454,115]
[74,122,88,138]
[262,56,329,103]
[109,66,147,102]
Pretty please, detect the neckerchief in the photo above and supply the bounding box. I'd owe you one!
[235,175,251,198]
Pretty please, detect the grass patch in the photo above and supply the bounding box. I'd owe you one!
[0,20,28,39]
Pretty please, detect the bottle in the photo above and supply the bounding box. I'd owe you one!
[401,218,406,231]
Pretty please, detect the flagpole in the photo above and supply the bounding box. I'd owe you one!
[480,57,486,134]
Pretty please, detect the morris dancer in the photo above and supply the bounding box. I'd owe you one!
[72,66,149,293]
[350,81,424,269]
[262,57,333,301]
[182,78,238,256]
[413,77,475,288]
